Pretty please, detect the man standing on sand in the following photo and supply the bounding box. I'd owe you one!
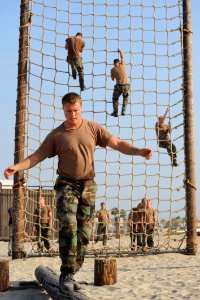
[8,206,15,256]
[65,32,85,91]
[4,92,153,292]
[128,206,140,249]
[144,199,156,248]
[95,202,110,246]
[33,196,52,251]
[111,48,130,117]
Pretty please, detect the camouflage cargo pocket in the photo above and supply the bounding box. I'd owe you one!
[81,180,97,206]
[56,186,78,222]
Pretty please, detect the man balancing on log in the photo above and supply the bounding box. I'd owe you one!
[4,92,153,292]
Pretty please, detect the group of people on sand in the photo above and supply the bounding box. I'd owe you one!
[7,196,52,256]
[128,198,156,249]
[94,199,156,250]
[3,32,177,292]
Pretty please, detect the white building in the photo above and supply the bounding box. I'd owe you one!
[0,180,13,189]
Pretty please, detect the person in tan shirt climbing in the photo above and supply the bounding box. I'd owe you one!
[65,32,85,91]
[111,48,130,116]
[155,107,178,166]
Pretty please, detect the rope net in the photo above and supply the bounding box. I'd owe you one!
[17,0,186,256]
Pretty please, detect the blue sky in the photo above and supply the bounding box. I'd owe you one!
[0,1,199,217]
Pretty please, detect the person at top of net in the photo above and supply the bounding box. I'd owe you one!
[155,107,178,167]
[65,32,85,92]
[110,48,130,117]
[4,92,153,292]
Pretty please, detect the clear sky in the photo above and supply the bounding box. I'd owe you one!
[0,1,199,217]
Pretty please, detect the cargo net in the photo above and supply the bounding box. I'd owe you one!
[19,0,186,256]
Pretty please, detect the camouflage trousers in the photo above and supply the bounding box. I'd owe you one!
[112,83,130,114]
[146,233,154,248]
[130,226,145,248]
[134,233,154,248]
[67,56,84,89]
[35,225,50,250]
[96,223,108,246]
[158,139,177,164]
[56,177,97,275]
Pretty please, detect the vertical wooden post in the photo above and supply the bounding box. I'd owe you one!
[12,0,29,259]
[183,0,197,254]
[0,260,9,292]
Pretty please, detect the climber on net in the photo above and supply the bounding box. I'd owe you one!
[110,48,130,117]
[155,107,178,167]
[65,32,85,91]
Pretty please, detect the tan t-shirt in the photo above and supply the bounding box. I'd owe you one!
[128,208,140,223]
[34,206,51,225]
[97,209,109,223]
[36,119,112,180]
[111,62,128,84]
[145,208,155,224]
[155,122,170,141]
[66,36,85,60]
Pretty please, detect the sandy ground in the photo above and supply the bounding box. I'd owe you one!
[0,237,200,300]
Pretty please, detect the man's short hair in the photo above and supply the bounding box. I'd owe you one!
[76,32,83,37]
[38,196,45,203]
[62,92,82,105]
[114,59,120,64]
[101,202,105,206]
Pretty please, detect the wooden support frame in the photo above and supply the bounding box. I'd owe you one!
[12,0,29,259]
[183,0,198,255]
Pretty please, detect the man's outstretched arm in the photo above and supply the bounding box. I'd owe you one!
[4,152,46,179]
[107,136,153,160]
[118,48,125,64]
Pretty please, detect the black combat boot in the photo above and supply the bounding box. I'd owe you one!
[59,273,81,291]
[80,85,86,91]
[111,111,118,117]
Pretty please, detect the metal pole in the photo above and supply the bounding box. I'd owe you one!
[12,0,29,259]
[183,0,197,255]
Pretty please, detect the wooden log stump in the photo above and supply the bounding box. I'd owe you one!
[0,260,9,292]
[35,266,91,300]
[94,258,117,286]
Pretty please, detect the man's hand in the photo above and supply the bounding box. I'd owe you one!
[4,166,17,179]
[140,148,153,160]
[4,153,45,180]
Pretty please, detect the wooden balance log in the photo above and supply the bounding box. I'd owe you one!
[35,266,91,300]
[94,258,117,286]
